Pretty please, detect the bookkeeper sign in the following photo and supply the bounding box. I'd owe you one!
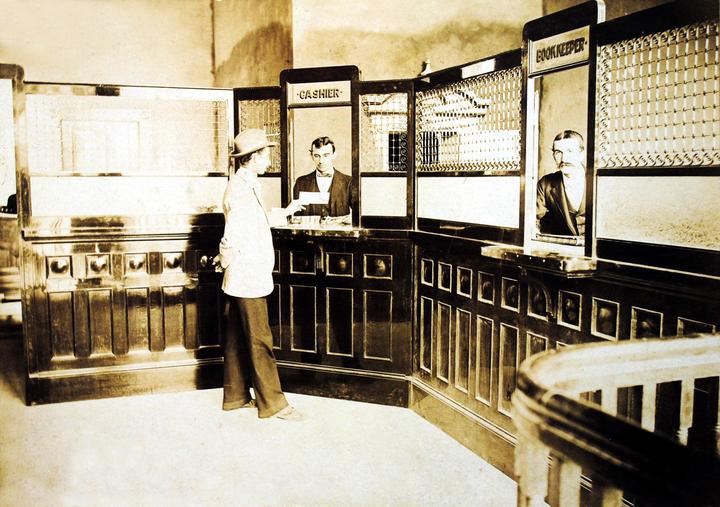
[529,26,590,75]
[287,81,351,107]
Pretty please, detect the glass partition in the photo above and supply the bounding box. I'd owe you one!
[595,21,719,169]
[358,81,412,226]
[522,2,604,254]
[23,84,233,222]
[280,66,359,227]
[288,106,352,184]
[414,51,523,243]
[360,92,408,173]
[592,5,720,274]
[416,67,522,173]
[238,97,281,173]
[528,65,589,247]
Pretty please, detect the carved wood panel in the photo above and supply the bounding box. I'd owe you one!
[327,287,353,356]
[415,238,720,442]
[27,240,225,374]
[363,289,392,361]
[274,236,411,375]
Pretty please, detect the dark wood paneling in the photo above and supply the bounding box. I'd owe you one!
[278,365,408,407]
[163,286,185,349]
[73,290,91,358]
[88,289,113,355]
[678,317,715,336]
[327,253,353,277]
[476,316,493,406]
[438,262,452,292]
[290,250,316,275]
[196,283,220,348]
[364,254,392,279]
[501,277,520,312]
[274,233,411,373]
[478,270,495,304]
[455,308,471,393]
[457,267,472,299]
[417,218,522,245]
[126,288,149,352]
[527,332,548,357]
[420,296,433,374]
[268,284,281,349]
[498,323,518,416]
[327,287,353,356]
[27,360,224,405]
[436,302,451,383]
[112,288,128,355]
[49,292,74,358]
[149,288,164,351]
[631,307,663,339]
[421,258,434,286]
[291,285,317,352]
[363,289,392,360]
[592,297,619,340]
[597,239,720,277]
[184,286,198,350]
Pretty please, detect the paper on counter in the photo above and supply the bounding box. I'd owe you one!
[269,208,288,227]
[298,191,329,205]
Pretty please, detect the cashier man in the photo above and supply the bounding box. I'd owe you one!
[292,136,352,223]
[536,130,586,237]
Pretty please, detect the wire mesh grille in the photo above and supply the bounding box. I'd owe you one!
[415,66,522,172]
[26,94,230,174]
[360,92,408,172]
[595,20,720,168]
[238,99,281,173]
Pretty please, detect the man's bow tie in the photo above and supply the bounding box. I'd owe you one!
[317,173,333,178]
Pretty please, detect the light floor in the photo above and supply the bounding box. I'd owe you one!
[0,336,516,507]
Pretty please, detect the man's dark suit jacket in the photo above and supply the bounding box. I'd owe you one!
[292,170,352,217]
[536,171,585,236]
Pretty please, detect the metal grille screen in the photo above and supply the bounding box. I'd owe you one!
[360,92,409,172]
[595,20,720,168]
[415,66,522,172]
[238,98,281,173]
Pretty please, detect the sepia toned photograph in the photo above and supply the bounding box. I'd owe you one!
[1,0,719,505]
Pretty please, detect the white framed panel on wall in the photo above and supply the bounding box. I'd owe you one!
[596,176,720,251]
[0,79,16,205]
[417,176,520,227]
[360,176,406,217]
[30,176,226,216]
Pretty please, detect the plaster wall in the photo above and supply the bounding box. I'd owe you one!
[544,0,672,19]
[292,0,544,80]
[213,0,292,87]
[0,0,213,87]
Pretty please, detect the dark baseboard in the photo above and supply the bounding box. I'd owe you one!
[278,362,409,407]
[24,359,410,407]
[409,379,517,478]
[26,359,224,405]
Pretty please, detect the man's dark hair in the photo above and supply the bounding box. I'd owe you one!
[235,148,263,168]
[553,130,584,150]
[309,136,336,153]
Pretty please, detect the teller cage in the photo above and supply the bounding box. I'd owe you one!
[2,0,720,501]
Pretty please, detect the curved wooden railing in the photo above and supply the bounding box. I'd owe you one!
[513,335,720,507]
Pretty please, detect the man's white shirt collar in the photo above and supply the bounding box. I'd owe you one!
[315,169,334,193]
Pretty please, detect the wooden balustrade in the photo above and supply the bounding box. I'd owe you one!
[512,335,720,507]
